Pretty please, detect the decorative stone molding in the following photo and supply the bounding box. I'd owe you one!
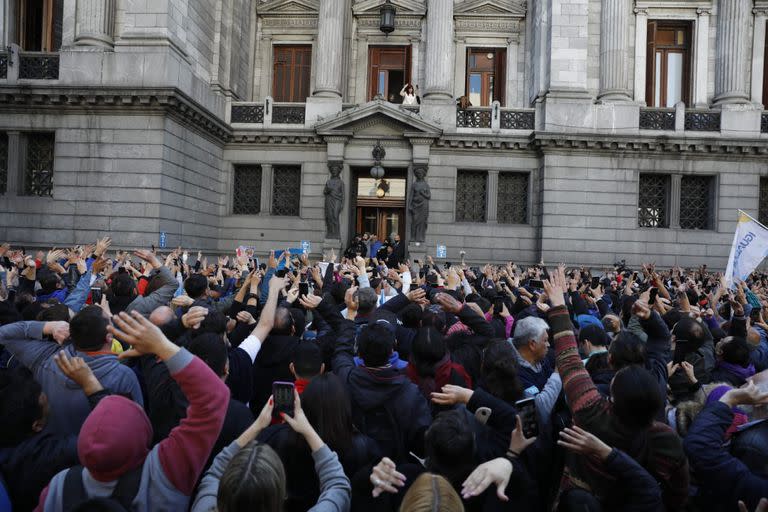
[0,86,232,142]
[257,0,319,29]
[533,133,768,156]
[353,0,425,34]
[454,0,525,34]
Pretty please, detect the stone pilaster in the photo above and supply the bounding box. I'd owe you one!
[598,0,631,101]
[633,7,648,104]
[751,8,768,105]
[423,0,454,101]
[714,0,751,105]
[74,0,115,48]
[313,0,345,98]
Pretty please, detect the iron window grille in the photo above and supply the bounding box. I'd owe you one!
[23,133,55,197]
[272,165,301,216]
[456,170,488,222]
[638,174,671,228]
[497,173,529,224]
[679,175,714,230]
[232,165,262,215]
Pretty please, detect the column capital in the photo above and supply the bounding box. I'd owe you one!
[633,7,648,16]
[697,7,712,16]
[754,8,768,16]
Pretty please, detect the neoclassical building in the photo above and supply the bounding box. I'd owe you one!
[1,0,768,267]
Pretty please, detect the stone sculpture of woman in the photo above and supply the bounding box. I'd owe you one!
[409,166,431,242]
[324,162,344,239]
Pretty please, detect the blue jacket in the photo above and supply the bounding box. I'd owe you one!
[684,400,768,512]
[0,321,143,437]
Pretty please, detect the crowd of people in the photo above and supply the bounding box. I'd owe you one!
[2,237,768,511]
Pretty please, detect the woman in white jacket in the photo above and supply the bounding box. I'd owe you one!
[400,83,418,105]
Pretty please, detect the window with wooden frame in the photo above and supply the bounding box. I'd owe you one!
[646,21,692,108]
[466,48,506,107]
[368,46,411,103]
[16,0,62,51]
[272,45,312,102]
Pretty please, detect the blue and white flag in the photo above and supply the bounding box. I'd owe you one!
[725,210,768,288]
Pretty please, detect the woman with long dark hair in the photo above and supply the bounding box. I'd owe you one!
[257,373,380,512]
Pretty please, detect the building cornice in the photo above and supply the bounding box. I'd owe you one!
[533,132,768,157]
[0,85,232,144]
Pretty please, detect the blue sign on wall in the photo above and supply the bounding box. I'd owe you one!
[301,240,311,253]
[159,232,167,249]
[436,244,447,258]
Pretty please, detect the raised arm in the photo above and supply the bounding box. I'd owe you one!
[111,311,229,496]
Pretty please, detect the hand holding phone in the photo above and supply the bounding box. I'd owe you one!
[298,282,309,298]
[515,397,538,438]
[90,287,103,305]
[272,381,295,420]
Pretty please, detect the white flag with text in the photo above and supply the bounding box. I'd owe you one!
[725,211,768,288]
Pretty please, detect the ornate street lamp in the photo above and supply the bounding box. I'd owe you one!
[370,141,386,179]
[379,0,396,34]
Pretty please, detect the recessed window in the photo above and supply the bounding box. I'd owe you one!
[272,46,312,102]
[638,174,671,228]
[456,171,487,222]
[232,165,262,215]
[23,132,55,197]
[272,165,301,216]
[646,21,692,108]
[679,176,714,230]
[368,46,411,103]
[466,48,506,106]
[497,173,528,224]
[17,0,62,51]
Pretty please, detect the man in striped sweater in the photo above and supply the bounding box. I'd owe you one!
[543,266,689,511]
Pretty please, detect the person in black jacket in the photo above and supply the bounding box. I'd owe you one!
[304,294,431,464]
[258,373,380,512]
[684,382,768,512]
[0,353,110,512]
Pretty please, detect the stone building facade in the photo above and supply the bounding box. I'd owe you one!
[1,0,768,268]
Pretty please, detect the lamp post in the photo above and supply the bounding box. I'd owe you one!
[380,0,396,35]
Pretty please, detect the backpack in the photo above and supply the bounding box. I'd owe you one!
[62,465,143,512]
[356,395,406,464]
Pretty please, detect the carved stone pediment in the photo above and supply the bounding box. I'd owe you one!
[453,0,525,34]
[353,0,426,31]
[256,0,319,15]
[316,100,441,139]
[453,0,526,17]
[352,0,426,17]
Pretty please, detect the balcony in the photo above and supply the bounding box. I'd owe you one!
[231,98,306,126]
[0,52,7,79]
[640,106,723,133]
[639,108,675,131]
[18,52,59,80]
[457,104,535,130]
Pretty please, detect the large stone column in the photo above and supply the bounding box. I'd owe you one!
[423,0,454,101]
[598,0,631,101]
[313,0,345,98]
[74,0,115,48]
[714,0,751,105]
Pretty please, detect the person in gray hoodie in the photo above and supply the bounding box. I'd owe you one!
[0,306,143,437]
[192,392,351,512]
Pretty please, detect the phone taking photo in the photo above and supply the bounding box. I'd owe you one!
[590,276,600,289]
[515,397,539,438]
[298,281,310,298]
[90,287,103,305]
[272,381,295,420]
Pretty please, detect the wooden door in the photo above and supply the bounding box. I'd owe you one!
[368,46,411,102]
[272,45,312,102]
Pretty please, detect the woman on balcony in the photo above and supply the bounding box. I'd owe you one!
[400,83,419,106]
